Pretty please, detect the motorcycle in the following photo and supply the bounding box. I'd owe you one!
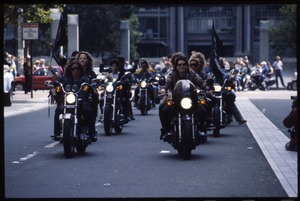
[163,79,204,160]
[99,73,132,135]
[287,71,297,91]
[248,70,275,90]
[199,78,231,137]
[153,72,166,104]
[48,81,96,158]
[134,76,154,115]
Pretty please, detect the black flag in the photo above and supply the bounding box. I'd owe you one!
[209,21,224,84]
[52,13,68,67]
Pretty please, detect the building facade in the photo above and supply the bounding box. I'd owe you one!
[135,5,285,63]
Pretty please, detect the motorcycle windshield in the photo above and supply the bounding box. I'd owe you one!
[173,80,196,103]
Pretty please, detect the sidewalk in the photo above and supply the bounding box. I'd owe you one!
[236,97,297,197]
[12,90,50,103]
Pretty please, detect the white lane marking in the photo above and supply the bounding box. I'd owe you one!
[44,141,60,148]
[12,151,39,164]
[160,150,170,154]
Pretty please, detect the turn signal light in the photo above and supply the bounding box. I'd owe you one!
[83,85,89,91]
[55,86,61,93]
[167,101,173,106]
[199,99,206,105]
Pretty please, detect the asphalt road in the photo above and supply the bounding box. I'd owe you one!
[3,89,297,199]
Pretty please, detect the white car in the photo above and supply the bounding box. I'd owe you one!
[3,65,14,106]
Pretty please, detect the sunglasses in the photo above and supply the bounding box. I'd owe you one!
[190,63,198,67]
[177,63,187,67]
[71,67,80,71]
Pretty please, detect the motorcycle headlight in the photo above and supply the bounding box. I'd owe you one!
[66,93,76,104]
[141,81,147,88]
[214,84,222,92]
[180,97,192,109]
[106,84,114,92]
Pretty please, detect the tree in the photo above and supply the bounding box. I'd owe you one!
[3,4,64,57]
[64,4,141,60]
[3,4,63,26]
[269,4,297,57]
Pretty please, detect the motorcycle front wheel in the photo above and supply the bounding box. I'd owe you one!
[114,101,124,134]
[212,106,221,137]
[139,94,147,115]
[104,105,113,135]
[178,121,192,160]
[63,119,75,158]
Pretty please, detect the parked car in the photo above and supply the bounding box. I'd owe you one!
[13,66,63,91]
[3,65,14,106]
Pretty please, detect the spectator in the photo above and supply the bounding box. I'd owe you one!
[23,55,32,94]
[272,56,286,88]
[8,54,17,78]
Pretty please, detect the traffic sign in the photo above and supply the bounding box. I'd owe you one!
[23,23,39,40]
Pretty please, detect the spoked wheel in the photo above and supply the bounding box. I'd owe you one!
[63,119,75,158]
[104,105,113,136]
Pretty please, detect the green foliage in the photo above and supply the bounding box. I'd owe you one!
[3,4,64,26]
[4,4,141,60]
[269,4,297,57]
[64,4,140,60]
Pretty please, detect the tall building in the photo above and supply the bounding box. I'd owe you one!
[135,5,286,62]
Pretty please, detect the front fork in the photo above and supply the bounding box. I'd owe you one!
[177,113,195,143]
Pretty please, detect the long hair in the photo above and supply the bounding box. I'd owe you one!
[76,51,93,70]
[189,51,206,71]
[170,52,185,68]
[64,60,83,78]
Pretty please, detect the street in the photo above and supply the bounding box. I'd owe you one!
[3,89,297,199]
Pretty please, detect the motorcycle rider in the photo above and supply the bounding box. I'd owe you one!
[211,57,247,125]
[158,53,207,140]
[188,51,207,80]
[283,96,297,151]
[98,58,120,120]
[115,55,134,122]
[52,60,97,141]
[133,58,156,107]
[76,51,98,135]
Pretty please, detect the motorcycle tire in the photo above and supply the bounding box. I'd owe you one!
[139,95,147,115]
[212,106,221,137]
[104,105,113,136]
[63,119,74,158]
[178,120,192,160]
[114,102,124,134]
